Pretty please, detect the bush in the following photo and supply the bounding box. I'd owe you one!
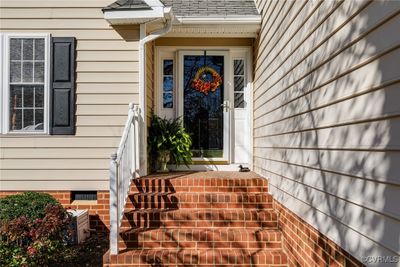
[0,192,60,221]
[0,192,71,267]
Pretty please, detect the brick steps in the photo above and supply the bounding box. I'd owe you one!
[104,172,288,266]
[121,209,278,230]
[125,192,273,210]
[119,228,283,250]
[105,248,288,266]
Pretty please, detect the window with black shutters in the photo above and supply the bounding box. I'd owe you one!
[0,34,76,135]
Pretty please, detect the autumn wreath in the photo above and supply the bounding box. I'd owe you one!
[191,66,222,95]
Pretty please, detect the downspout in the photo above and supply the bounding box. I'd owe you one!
[138,7,173,176]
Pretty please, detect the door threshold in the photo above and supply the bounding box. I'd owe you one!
[192,160,229,165]
[168,163,243,171]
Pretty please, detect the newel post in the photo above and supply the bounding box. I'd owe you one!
[133,104,140,178]
[109,152,119,255]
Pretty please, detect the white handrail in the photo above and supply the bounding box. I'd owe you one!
[109,103,139,255]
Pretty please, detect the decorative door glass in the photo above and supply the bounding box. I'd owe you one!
[183,55,224,158]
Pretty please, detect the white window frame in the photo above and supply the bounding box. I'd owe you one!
[155,49,176,119]
[0,33,4,134]
[162,58,174,109]
[232,57,247,110]
[1,33,51,135]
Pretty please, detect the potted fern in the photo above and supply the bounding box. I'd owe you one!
[148,114,192,172]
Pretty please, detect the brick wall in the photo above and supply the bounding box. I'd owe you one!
[274,201,363,267]
[0,191,110,233]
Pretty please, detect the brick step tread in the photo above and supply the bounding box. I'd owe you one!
[125,192,273,210]
[121,209,278,230]
[119,228,282,250]
[107,248,288,266]
[130,176,268,193]
[124,208,277,215]
[133,175,265,182]
[127,191,273,198]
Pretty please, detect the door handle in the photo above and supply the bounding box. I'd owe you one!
[221,101,230,112]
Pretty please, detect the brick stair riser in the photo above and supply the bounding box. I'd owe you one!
[131,177,268,194]
[106,249,288,266]
[119,240,282,250]
[124,192,273,210]
[118,229,282,250]
[106,265,288,267]
[120,210,278,230]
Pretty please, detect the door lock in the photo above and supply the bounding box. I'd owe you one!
[221,101,230,112]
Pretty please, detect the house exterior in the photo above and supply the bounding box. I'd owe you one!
[0,0,399,266]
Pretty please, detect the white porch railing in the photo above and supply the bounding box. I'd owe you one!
[109,103,140,255]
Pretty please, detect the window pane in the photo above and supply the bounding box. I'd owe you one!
[10,62,21,83]
[234,60,244,75]
[34,39,45,60]
[22,39,34,60]
[10,39,22,60]
[163,60,173,75]
[22,62,33,82]
[10,86,23,107]
[8,37,47,133]
[23,86,34,107]
[23,109,34,129]
[34,62,44,82]
[163,93,173,108]
[234,93,245,108]
[35,110,44,130]
[9,108,22,131]
[163,76,173,92]
[234,76,244,92]
[35,86,44,107]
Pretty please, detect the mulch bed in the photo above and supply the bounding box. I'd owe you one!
[51,232,109,267]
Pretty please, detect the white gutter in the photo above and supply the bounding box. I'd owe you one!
[138,7,174,176]
[175,15,262,25]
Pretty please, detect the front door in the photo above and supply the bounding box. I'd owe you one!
[178,51,229,161]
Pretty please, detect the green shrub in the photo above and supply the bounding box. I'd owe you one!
[0,192,71,267]
[0,192,60,221]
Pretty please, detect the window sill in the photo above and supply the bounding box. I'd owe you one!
[0,133,50,137]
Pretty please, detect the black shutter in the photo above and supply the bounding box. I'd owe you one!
[50,37,76,135]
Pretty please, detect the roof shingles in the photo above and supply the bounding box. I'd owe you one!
[103,0,259,17]
[103,0,151,11]
[161,0,259,17]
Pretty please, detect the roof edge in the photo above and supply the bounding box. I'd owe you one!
[104,6,165,24]
[175,15,262,25]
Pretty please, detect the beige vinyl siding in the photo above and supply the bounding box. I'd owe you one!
[0,0,139,190]
[254,0,400,264]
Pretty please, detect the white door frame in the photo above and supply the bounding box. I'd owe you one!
[154,46,253,168]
